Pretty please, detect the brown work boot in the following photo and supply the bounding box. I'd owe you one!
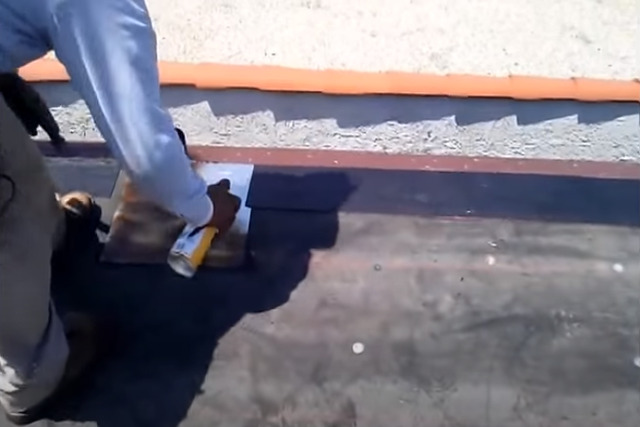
[52,192,104,278]
[57,191,103,244]
[4,313,104,426]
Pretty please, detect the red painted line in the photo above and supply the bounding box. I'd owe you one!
[38,141,640,180]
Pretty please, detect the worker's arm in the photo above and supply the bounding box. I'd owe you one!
[47,0,212,226]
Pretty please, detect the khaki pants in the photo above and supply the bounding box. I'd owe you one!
[0,97,68,414]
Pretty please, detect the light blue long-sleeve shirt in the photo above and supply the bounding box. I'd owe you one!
[0,0,213,227]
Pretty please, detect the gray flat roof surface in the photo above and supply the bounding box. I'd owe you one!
[3,163,638,427]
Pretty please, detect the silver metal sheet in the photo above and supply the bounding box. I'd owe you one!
[100,162,254,268]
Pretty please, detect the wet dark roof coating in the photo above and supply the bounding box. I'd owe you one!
[12,154,640,427]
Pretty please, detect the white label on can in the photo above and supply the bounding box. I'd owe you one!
[170,224,205,258]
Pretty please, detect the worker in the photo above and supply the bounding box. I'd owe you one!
[0,0,241,424]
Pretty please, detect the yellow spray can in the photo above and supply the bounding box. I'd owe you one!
[167,224,218,278]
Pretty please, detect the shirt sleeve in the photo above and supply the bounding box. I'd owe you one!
[46,0,212,227]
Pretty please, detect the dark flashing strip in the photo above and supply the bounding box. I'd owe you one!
[38,141,640,180]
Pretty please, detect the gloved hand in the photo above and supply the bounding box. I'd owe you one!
[0,72,65,149]
[206,178,242,235]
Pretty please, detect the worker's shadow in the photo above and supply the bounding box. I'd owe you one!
[48,171,355,427]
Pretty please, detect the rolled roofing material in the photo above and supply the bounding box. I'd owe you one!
[19,58,640,102]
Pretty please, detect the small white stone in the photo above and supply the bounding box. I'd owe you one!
[634,356,640,368]
[352,342,365,355]
[612,263,624,273]
[486,255,496,266]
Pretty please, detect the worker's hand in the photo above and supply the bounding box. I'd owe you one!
[0,72,66,148]
[206,179,242,234]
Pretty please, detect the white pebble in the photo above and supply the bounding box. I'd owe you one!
[612,263,624,273]
[486,255,496,266]
[634,356,640,368]
[352,342,365,355]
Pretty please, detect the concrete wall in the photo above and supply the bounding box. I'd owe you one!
[34,83,639,163]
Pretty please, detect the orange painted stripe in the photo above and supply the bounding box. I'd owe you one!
[18,57,640,102]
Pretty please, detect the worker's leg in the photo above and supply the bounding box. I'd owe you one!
[0,96,69,414]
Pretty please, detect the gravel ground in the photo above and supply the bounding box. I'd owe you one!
[145,0,639,79]
[35,0,639,162]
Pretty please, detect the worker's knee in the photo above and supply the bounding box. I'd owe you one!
[0,304,68,414]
